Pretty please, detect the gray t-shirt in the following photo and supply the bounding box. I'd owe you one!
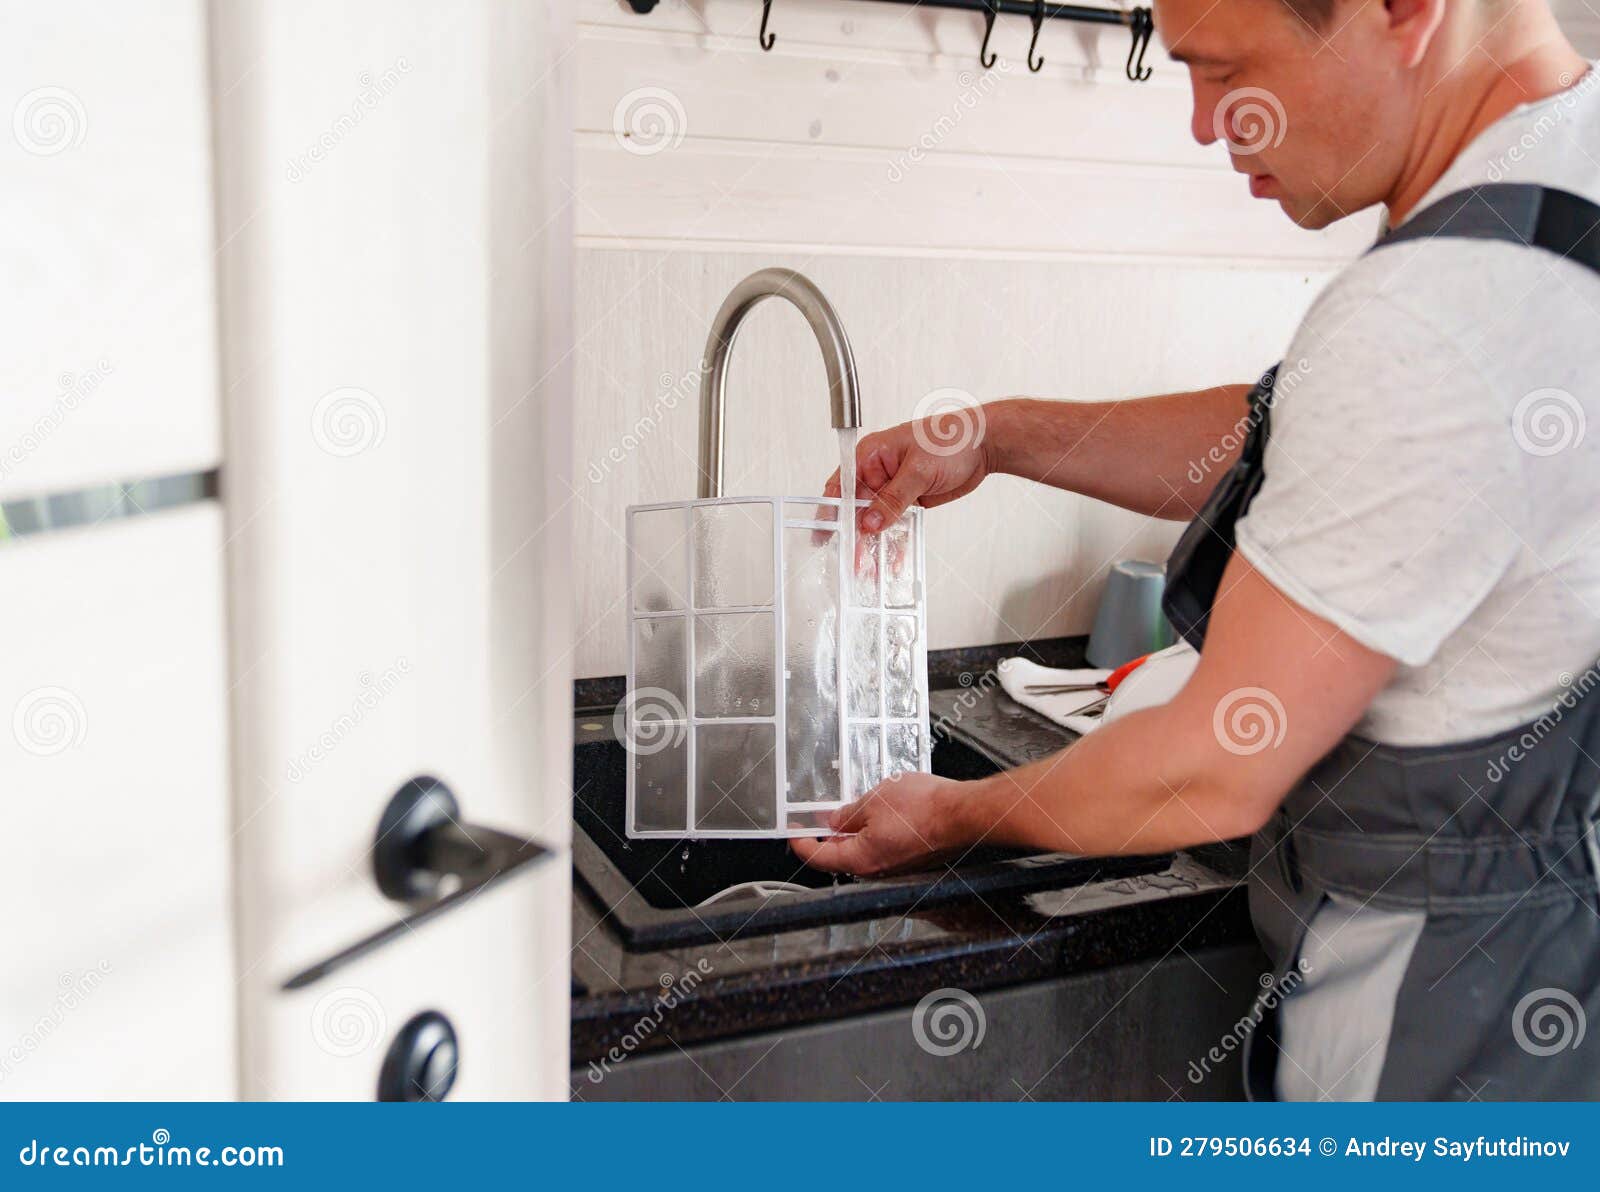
[1236,67,1600,747]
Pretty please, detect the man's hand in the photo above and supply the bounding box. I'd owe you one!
[789,771,972,877]
[823,412,996,533]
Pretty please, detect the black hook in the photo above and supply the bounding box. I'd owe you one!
[759,0,776,51]
[979,0,999,69]
[1027,0,1045,72]
[1125,7,1153,82]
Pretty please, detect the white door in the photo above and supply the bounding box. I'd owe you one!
[0,0,234,1100]
[209,0,574,1100]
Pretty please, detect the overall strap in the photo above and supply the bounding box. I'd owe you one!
[1371,183,1600,279]
[1161,183,1600,652]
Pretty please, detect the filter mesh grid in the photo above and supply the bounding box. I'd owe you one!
[624,496,929,839]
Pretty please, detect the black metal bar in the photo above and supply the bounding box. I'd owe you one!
[624,0,1132,25]
[624,0,1153,79]
[280,833,550,992]
[880,0,1131,24]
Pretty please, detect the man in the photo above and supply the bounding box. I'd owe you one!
[794,0,1600,1100]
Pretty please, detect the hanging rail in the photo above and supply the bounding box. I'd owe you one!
[623,0,1157,82]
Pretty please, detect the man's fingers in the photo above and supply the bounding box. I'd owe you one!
[792,794,881,873]
[858,444,898,493]
[812,470,843,540]
[829,795,874,834]
[789,835,831,867]
[861,458,928,532]
[790,833,873,874]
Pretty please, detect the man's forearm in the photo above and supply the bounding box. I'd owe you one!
[932,554,1396,859]
[983,385,1254,519]
[938,703,1271,857]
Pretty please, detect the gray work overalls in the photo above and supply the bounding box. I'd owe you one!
[1162,183,1600,1100]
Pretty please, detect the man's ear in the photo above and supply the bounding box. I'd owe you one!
[1385,0,1447,69]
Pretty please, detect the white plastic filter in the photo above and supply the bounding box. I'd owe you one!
[623,496,930,838]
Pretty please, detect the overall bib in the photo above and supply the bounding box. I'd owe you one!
[1162,184,1600,1100]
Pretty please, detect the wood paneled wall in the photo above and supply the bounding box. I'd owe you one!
[571,0,1403,676]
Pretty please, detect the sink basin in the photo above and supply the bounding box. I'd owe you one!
[571,716,1172,950]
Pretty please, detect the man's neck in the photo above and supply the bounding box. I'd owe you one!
[1387,31,1588,225]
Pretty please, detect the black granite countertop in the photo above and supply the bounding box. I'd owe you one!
[569,637,1255,1067]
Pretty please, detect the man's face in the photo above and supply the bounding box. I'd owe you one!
[1153,0,1416,228]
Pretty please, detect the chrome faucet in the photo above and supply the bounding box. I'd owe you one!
[696,268,862,498]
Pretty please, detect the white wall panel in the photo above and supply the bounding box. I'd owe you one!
[577,135,1371,263]
[573,248,1330,676]
[575,0,1371,264]
[572,0,1361,677]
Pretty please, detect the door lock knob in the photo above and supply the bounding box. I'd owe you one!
[377,1010,458,1102]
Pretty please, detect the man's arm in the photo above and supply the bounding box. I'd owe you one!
[791,552,1396,874]
[826,383,1255,532]
[988,386,1254,520]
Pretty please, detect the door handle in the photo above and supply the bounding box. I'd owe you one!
[281,775,553,991]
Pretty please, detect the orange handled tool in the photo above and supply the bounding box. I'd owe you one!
[1023,653,1151,697]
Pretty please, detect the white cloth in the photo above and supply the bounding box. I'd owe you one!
[1234,65,1600,747]
[997,644,1201,734]
[997,658,1116,735]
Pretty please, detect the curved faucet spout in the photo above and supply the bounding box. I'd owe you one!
[696,268,862,499]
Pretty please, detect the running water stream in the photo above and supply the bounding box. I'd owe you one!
[836,427,858,811]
